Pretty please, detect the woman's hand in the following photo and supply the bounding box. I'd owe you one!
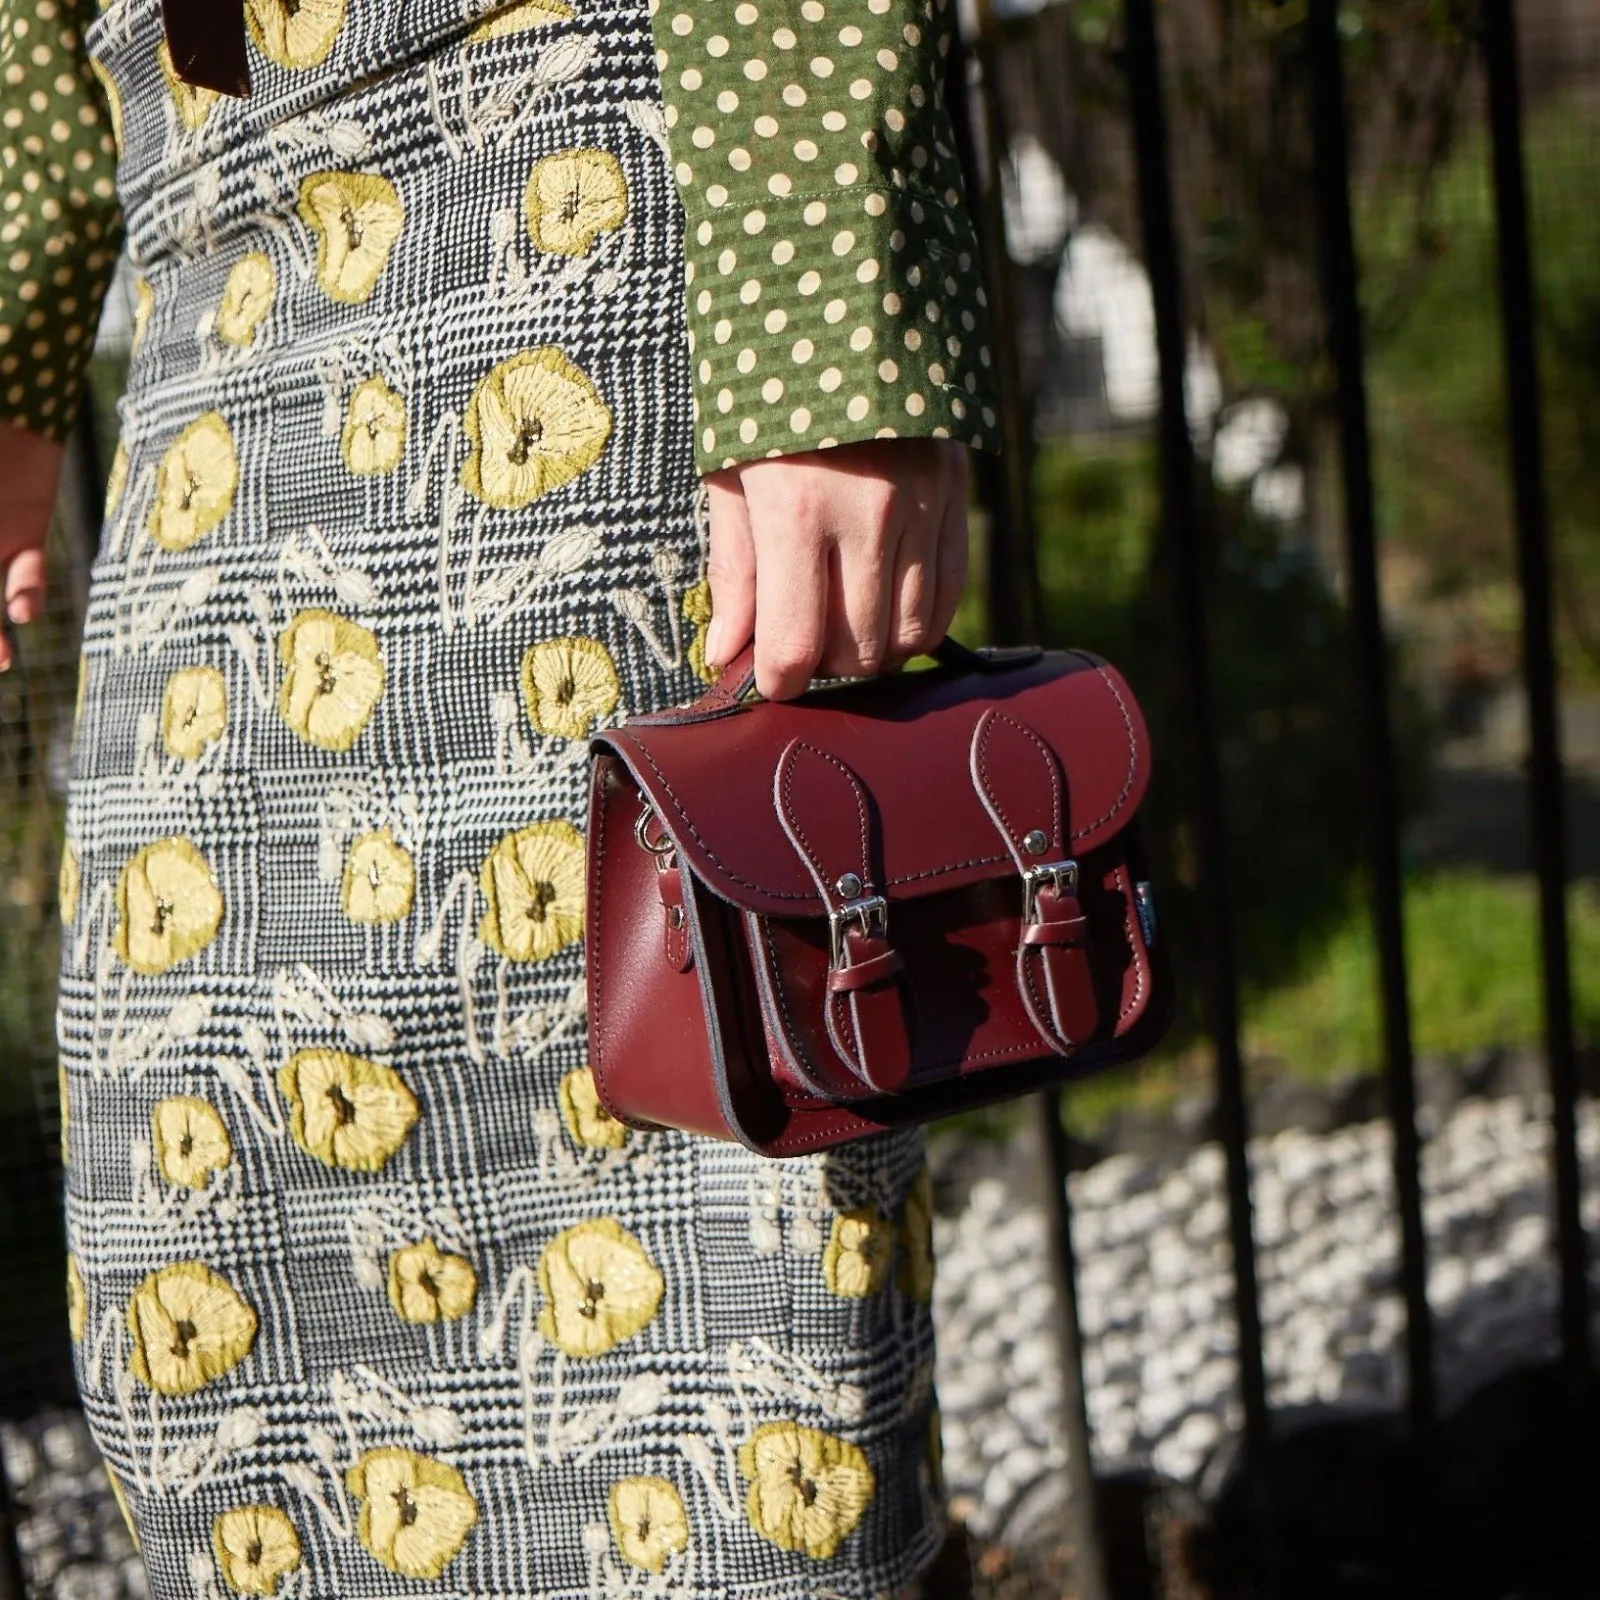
[0,423,63,671]
[703,437,969,701]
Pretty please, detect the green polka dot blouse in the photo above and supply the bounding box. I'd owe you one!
[648,0,997,467]
[0,0,121,441]
[0,0,998,470]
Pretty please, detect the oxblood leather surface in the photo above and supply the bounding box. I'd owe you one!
[586,645,1171,1156]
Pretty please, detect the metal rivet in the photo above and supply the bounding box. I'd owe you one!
[835,872,864,900]
[1023,829,1049,856]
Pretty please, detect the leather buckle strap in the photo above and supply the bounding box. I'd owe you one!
[636,804,692,972]
[969,708,1100,1053]
[774,739,911,1094]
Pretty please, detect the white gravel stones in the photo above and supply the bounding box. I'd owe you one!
[932,1094,1600,1549]
[2,1412,146,1600]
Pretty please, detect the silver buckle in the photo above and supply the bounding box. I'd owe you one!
[828,894,889,965]
[1022,858,1079,923]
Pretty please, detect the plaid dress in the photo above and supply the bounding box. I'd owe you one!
[45,2,972,1594]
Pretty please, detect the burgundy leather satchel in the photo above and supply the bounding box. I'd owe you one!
[584,640,1171,1156]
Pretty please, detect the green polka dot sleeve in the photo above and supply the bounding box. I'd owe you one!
[0,0,122,441]
[647,0,1001,472]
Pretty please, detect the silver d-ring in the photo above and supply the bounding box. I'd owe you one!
[634,804,676,856]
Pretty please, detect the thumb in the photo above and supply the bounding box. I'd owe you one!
[5,544,47,625]
[703,470,756,669]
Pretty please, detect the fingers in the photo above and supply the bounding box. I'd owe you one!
[929,446,970,645]
[730,439,973,700]
[0,546,48,672]
[703,471,756,670]
[882,442,967,664]
[828,511,898,679]
[751,512,828,700]
[6,545,46,626]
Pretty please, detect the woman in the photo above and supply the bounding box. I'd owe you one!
[0,0,996,1593]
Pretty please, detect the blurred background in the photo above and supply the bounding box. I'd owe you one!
[3,1,1598,1597]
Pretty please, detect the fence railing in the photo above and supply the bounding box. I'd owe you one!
[966,0,1591,1591]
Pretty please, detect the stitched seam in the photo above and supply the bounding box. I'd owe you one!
[755,917,864,1099]
[622,737,813,899]
[1019,945,1069,1053]
[1073,668,1139,838]
[1117,866,1149,1023]
[826,990,864,1078]
[780,742,871,897]
[979,712,1065,857]
[617,664,1138,899]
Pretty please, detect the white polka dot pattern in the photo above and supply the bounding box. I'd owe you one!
[648,0,999,471]
[0,0,120,439]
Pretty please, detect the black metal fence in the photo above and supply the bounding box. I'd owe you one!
[961,0,1596,1592]
[1,1,1596,1596]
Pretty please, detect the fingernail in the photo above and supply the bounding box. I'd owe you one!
[704,618,726,666]
[8,597,34,626]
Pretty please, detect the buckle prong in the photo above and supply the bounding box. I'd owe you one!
[829,894,889,965]
[1022,858,1079,923]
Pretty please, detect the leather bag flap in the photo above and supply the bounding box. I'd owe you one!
[593,651,1149,918]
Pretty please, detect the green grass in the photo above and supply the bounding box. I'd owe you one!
[1245,870,1600,1074]
[1051,869,1600,1138]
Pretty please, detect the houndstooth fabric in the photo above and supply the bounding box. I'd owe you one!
[58,4,943,1595]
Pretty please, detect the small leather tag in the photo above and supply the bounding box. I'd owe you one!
[162,0,252,98]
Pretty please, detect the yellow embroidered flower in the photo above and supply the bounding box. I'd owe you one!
[74,654,89,728]
[217,253,276,348]
[91,58,123,155]
[822,1208,893,1299]
[212,1505,301,1597]
[478,821,586,963]
[341,828,415,923]
[608,1476,689,1573]
[276,608,386,752]
[520,636,620,740]
[537,1217,664,1358]
[151,1097,233,1190]
[524,148,629,257]
[148,412,238,552]
[246,0,347,69]
[104,440,128,519]
[460,348,612,510]
[683,579,719,683]
[277,1049,419,1172]
[897,1164,935,1304]
[161,665,229,761]
[66,1255,86,1342]
[926,1406,945,1496]
[468,0,574,41]
[559,1067,626,1151]
[58,841,80,927]
[387,1239,478,1324]
[127,1261,258,1397]
[157,38,219,130]
[114,836,224,976]
[347,1449,478,1580]
[106,1467,139,1551]
[341,376,407,475]
[298,171,404,305]
[737,1421,875,1561]
[131,276,153,354]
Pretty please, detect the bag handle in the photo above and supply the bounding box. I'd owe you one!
[686,635,1035,718]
